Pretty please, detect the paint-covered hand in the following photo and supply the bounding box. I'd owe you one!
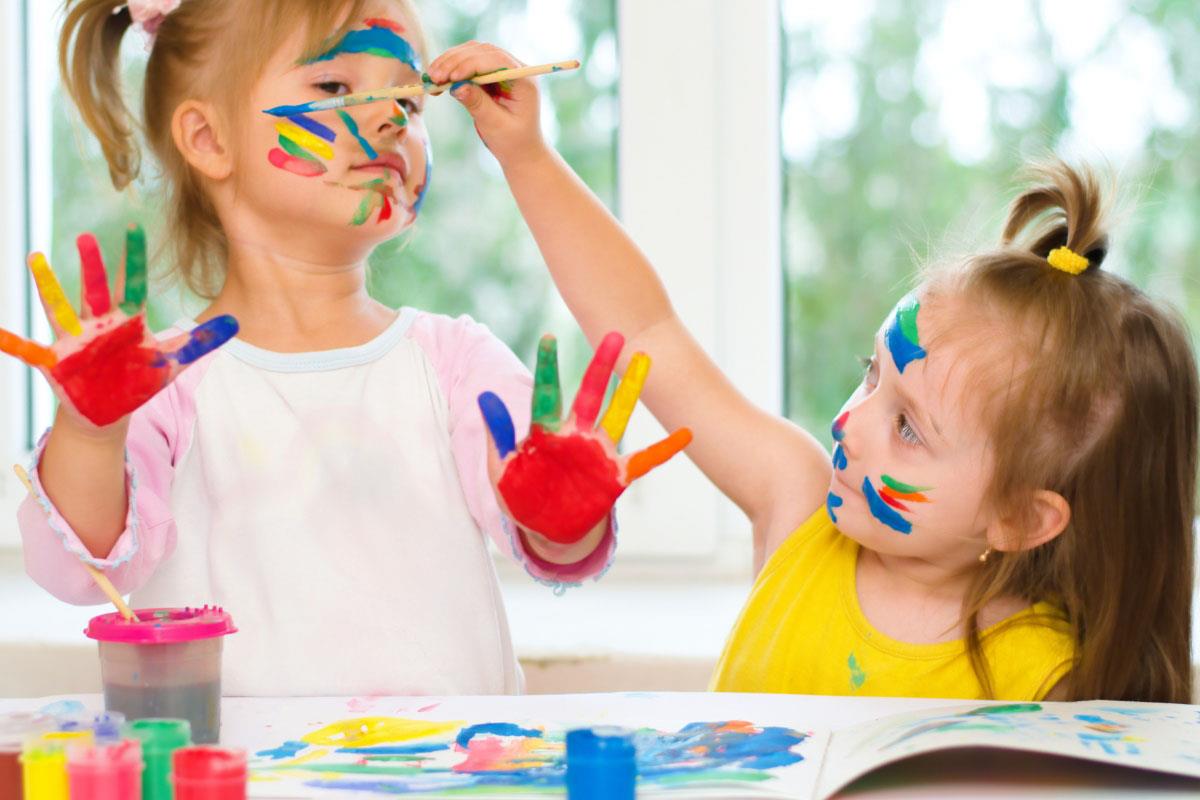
[478,332,693,544]
[427,42,545,168]
[0,226,238,429]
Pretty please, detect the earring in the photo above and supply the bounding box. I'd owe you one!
[978,547,993,563]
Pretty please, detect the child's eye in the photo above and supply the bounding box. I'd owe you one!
[398,98,422,114]
[315,81,351,96]
[896,413,921,446]
[858,355,879,390]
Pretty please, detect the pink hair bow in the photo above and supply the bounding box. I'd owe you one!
[123,0,182,47]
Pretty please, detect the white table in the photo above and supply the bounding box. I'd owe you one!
[3,693,1197,799]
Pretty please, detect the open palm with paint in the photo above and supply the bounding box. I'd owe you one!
[0,226,237,428]
[478,332,692,545]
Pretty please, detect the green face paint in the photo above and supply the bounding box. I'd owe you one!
[277,135,322,163]
[120,224,148,315]
[531,335,563,430]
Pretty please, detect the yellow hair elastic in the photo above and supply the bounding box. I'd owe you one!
[1047,246,1089,275]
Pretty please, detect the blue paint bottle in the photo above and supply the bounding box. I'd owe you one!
[565,727,636,800]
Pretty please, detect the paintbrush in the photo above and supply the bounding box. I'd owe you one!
[265,59,580,117]
[13,463,138,623]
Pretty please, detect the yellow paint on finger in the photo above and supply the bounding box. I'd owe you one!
[600,352,650,443]
[28,253,82,336]
[275,121,335,160]
[301,717,461,748]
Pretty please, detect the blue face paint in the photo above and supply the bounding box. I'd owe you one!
[308,25,422,73]
[170,315,239,366]
[885,295,926,374]
[338,110,378,160]
[478,391,515,458]
[412,136,433,214]
[826,492,844,524]
[862,477,912,534]
[832,445,847,471]
[287,113,337,142]
[831,411,849,470]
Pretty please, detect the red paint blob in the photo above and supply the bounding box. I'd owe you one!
[364,17,406,33]
[50,317,170,426]
[498,428,623,544]
[268,148,326,178]
[379,194,393,222]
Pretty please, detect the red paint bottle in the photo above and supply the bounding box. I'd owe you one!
[172,747,247,800]
[67,739,143,800]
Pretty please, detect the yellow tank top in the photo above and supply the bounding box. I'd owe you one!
[711,506,1076,700]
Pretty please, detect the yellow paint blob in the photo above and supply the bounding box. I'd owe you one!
[301,717,461,748]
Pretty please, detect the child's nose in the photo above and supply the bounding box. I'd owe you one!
[378,101,410,140]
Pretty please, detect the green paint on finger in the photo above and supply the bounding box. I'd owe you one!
[119,224,148,315]
[531,335,562,430]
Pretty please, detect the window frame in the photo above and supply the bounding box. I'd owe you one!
[1,0,784,571]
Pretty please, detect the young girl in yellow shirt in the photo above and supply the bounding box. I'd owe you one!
[432,42,1197,702]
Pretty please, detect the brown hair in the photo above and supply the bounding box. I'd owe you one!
[59,0,428,297]
[925,160,1197,703]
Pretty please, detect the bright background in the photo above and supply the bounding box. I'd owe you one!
[0,0,1197,693]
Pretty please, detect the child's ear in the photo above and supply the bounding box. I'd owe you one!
[987,489,1071,553]
[171,100,233,180]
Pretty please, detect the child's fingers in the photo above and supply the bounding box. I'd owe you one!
[77,233,112,317]
[599,352,650,444]
[0,327,57,369]
[624,428,693,484]
[478,391,517,459]
[570,331,624,429]
[27,252,81,338]
[163,315,238,368]
[426,41,483,85]
[531,335,563,430]
[120,224,148,316]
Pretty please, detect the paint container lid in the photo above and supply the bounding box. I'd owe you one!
[40,730,94,748]
[565,727,636,800]
[0,712,53,750]
[92,712,127,744]
[173,746,248,784]
[66,739,143,774]
[86,606,237,644]
[128,719,192,755]
[20,738,67,764]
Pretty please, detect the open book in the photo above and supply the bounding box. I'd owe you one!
[237,695,1200,798]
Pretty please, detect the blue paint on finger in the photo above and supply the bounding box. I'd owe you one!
[171,315,239,365]
[478,391,516,458]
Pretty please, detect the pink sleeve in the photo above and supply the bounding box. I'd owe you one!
[19,355,207,605]
[408,311,617,591]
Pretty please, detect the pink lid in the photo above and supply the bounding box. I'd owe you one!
[85,606,237,644]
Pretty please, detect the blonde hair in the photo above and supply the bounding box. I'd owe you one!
[59,0,428,297]
[925,160,1197,703]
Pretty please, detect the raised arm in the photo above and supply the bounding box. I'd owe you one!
[427,45,832,561]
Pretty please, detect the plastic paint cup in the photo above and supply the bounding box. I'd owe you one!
[172,747,247,800]
[20,740,68,800]
[0,713,52,800]
[565,727,637,800]
[67,739,143,800]
[128,719,192,800]
[86,607,236,744]
[92,713,128,745]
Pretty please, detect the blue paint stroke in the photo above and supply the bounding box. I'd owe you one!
[885,297,926,374]
[477,392,516,458]
[39,700,86,717]
[338,110,378,160]
[826,492,843,524]
[287,113,337,143]
[862,477,912,534]
[308,27,422,72]
[832,444,847,471]
[456,723,542,748]
[412,136,433,214]
[335,744,448,755]
[170,315,239,365]
[257,741,308,760]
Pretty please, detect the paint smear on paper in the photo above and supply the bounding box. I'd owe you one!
[862,477,912,534]
[885,296,926,373]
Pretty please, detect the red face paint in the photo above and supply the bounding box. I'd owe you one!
[497,428,623,544]
[268,148,327,178]
[363,17,405,34]
[379,194,394,223]
[50,317,170,426]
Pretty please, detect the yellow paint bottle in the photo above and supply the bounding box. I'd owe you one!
[20,741,68,800]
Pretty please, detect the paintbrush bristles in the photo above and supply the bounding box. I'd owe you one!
[264,59,581,117]
[12,463,138,622]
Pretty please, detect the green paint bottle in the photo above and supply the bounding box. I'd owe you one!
[128,719,192,800]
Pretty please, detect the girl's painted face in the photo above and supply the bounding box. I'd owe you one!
[826,292,999,564]
[241,5,430,241]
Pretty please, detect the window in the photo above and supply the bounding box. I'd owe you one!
[781,0,1200,434]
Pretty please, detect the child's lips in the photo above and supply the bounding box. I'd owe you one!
[351,154,408,182]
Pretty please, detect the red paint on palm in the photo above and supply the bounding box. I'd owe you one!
[50,317,170,426]
[497,427,623,544]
